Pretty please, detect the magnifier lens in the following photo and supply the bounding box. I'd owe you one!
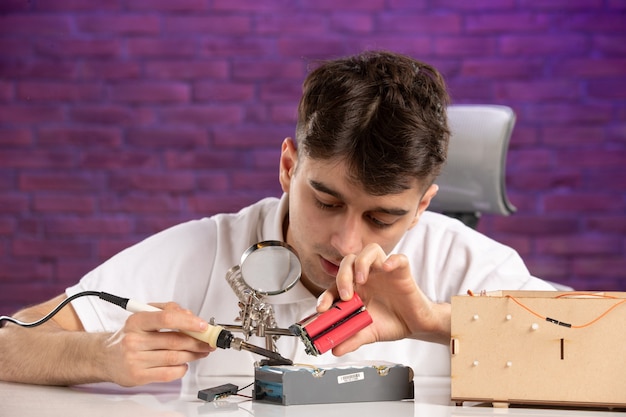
[239,241,301,295]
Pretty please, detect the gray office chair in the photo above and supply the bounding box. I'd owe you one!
[430,105,574,291]
[429,105,517,228]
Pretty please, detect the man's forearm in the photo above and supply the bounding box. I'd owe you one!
[0,323,109,386]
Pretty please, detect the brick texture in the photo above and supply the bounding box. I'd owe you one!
[1,2,625,314]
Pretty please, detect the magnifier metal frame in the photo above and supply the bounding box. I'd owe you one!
[219,240,301,353]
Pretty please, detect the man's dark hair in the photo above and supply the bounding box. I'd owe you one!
[296,50,450,195]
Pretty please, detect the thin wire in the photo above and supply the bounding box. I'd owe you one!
[554,291,618,299]
[466,290,626,330]
[505,295,545,321]
[0,291,101,328]
[237,382,254,392]
[235,381,255,399]
[570,299,626,329]
[504,294,626,329]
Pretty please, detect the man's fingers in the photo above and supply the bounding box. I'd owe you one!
[140,364,189,385]
[382,253,410,272]
[106,330,213,386]
[104,301,217,387]
[316,287,339,312]
[336,244,391,301]
[352,244,388,282]
[127,308,208,335]
[138,347,210,368]
[335,254,356,300]
[138,330,214,353]
[120,362,190,387]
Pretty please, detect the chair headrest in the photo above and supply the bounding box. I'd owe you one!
[429,105,517,217]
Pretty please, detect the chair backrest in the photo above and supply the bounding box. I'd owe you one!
[428,105,517,227]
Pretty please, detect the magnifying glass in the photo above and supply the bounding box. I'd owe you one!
[238,241,301,296]
[223,241,301,359]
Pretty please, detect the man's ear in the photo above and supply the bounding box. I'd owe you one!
[279,137,298,193]
[409,184,438,229]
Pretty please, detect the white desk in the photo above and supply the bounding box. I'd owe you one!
[0,377,622,417]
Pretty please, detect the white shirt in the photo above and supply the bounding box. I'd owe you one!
[67,194,554,386]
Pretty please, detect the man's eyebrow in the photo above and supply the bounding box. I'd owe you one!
[374,206,410,216]
[310,180,343,200]
[309,180,410,216]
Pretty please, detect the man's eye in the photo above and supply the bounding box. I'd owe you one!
[315,199,337,210]
[368,215,393,229]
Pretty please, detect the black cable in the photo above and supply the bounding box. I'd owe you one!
[234,381,255,399]
[0,291,130,328]
[238,381,254,392]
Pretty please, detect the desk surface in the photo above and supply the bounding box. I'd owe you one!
[1,377,622,417]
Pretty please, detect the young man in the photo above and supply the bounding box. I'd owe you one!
[0,51,554,388]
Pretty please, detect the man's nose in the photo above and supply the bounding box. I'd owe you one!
[330,215,364,256]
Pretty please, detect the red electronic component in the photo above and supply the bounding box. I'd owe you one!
[312,308,373,354]
[290,293,373,356]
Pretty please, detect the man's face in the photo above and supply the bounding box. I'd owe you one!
[278,138,437,297]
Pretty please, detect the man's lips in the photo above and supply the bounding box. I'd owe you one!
[320,256,340,277]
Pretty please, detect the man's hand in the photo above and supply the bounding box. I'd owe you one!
[316,243,451,355]
[102,302,215,386]
[1,296,215,386]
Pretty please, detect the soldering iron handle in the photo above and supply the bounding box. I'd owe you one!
[125,299,226,349]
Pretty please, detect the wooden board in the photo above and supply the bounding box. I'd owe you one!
[451,291,626,408]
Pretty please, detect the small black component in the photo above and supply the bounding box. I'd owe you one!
[215,329,234,349]
[258,357,293,367]
[197,383,239,402]
[545,317,572,328]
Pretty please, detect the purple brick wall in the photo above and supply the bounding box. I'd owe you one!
[1,1,625,313]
